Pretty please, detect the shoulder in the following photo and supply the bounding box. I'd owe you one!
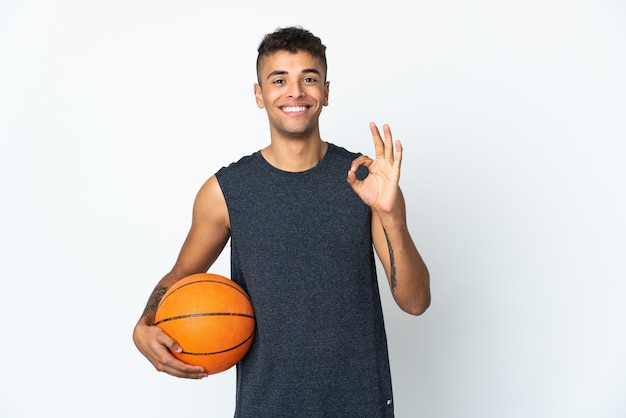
[195,175,226,212]
[193,175,230,229]
[215,152,260,181]
[326,142,362,161]
[214,152,265,202]
[325,143,368,179]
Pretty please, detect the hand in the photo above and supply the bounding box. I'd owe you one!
[133,320,208,379]
[346,122,403,214]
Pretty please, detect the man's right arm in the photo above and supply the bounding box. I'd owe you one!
[132,175,231,379]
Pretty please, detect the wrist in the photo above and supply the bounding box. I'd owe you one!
[374,208,407,232]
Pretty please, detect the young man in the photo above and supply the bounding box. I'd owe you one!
[133,26,430,417]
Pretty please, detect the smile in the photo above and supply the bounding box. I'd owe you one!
[281,106,309,113]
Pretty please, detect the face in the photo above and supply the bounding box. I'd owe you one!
[254,50,330,140]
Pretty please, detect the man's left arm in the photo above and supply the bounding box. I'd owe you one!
[347,122,431,315]
[371,198,430,315]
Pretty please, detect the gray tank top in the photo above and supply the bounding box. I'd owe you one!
[216,143,394,417]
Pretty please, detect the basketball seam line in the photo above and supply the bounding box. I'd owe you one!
[179,331,256,356]
[157,279,252,308]
[154,312,255,326]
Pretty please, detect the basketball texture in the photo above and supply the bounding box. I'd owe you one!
[154,273,255,374]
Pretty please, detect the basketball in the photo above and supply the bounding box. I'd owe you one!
[154,273,255,374]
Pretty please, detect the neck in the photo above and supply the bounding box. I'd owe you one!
[261,138,328,172]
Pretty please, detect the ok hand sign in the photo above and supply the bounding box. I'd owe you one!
[346,122,403,215]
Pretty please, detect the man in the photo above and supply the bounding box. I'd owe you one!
[133,26,430,417]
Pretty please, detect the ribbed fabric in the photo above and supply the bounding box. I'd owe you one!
[216,143,394,418]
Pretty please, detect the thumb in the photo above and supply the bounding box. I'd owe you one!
[169,340,183,353]
[347,155,372,187]
[346,168,358,188]
[156,328,183,353]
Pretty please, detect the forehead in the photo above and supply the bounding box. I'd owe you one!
[258,50,325,78]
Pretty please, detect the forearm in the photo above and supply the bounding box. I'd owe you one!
[139,285,167,325]
[133,271,184,354]
[373,191,430,315]
[380,220,430,315]
[138,271,186,324]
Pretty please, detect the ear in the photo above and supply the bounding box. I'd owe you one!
[254,83,264,109]
[323,81,330,106]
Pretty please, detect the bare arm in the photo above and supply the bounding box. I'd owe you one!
[347,123,430,315]
[371,198,430,315]
[132,175,231,378]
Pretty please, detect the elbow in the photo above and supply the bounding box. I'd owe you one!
[394,266,431,315]
[401,292,431,316]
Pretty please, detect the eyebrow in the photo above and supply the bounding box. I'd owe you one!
[266,68,321,81]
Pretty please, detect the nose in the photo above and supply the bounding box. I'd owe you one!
[286,82,305,99]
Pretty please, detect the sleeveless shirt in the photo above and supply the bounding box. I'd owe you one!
[215,143,394,417]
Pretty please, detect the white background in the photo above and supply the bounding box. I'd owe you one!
[1,0,625,417]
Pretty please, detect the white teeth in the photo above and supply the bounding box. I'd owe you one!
[282,106,307,113]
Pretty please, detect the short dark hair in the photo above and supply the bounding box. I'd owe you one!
[256,26,327,84]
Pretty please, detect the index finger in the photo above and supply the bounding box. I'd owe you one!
[161,355,208,379]
[370,122,394,162]
[153,327,208,378]
[369,122,385,159]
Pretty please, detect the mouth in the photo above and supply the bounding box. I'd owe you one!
[280,105,310,114]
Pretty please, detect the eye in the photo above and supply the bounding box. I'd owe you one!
[272,79,285,85]
[304,77,317,83]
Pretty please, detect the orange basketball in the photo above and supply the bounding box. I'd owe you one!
[154,273,255,374]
